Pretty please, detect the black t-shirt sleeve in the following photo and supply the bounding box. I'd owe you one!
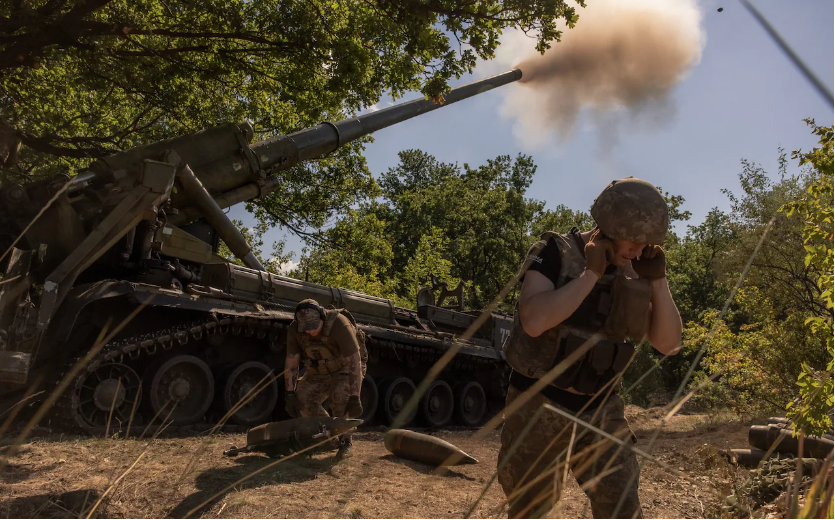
[526,236,562,287]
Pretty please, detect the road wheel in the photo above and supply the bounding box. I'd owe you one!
[146,355,214,425]
[454,381,486,426]
[221,361,277,425]
[72,362,142,434]
[377,377,417,426]
[358,374,378,423]
[420,380,454,428]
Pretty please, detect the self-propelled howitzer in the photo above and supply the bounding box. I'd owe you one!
[0,70,520,434]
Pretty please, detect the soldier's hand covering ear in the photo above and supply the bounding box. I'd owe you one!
[632,245,666,279]
[346,395,363,418]
[285,391,301,418]
[584,230,614,279]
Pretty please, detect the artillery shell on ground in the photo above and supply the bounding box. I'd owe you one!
[384,428,478,466]
[748,425,834,459]
[224,416,362,458]
[729,448,790,468]
[730,448,821,469]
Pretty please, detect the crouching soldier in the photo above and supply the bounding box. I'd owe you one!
[284,299,367,458]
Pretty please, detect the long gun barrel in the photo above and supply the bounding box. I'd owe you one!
[85,69,521,228]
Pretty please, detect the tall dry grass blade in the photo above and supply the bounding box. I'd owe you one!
[166,369,285,508]
[511,437,614,519]
[84,450,147,518]
[390,263,528,430]
[664,368,725,421]
[463,406,546,518]
[798,454,833,518]
[124,381,142,440]
[788,431,806,517]
[0,274,21,286]
[541,403,718,492]
[104,378,122,438]
[0,386,43,439]
[554,423,577,517]
[85,406,176,520]
[138,400,176,440]
[504,436,613,517]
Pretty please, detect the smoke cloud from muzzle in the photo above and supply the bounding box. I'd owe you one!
[497,0,704,149]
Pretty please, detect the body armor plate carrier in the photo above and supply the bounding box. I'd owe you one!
[298,308,368,376]
[503,229,651,395]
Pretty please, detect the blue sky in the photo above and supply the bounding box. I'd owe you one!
[230,0,833,268]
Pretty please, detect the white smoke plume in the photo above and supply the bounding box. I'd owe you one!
[490,0,705,150]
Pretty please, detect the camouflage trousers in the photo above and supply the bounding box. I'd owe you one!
[497,386,642,519]
[296,373,353,445]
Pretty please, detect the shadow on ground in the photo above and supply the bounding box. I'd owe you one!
[378,454,476,481]
[167,453,339,518]
[0,489,103,518]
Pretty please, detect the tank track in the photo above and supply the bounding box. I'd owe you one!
[55,315,501,436]
[56,316,280,436]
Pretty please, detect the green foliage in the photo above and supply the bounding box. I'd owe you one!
[621,342,669,408]
[781,121,834,437]
[400,227,460,306]
[686,289,829,414]
[1,0,581,172]
[2,0,585,241]
[290,150,606,310]
[682,122,834,423]
[287,210,399,299]
[217,219,293,273]
[376,151,544,308]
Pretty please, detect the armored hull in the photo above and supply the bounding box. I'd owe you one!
[36,278,510,435]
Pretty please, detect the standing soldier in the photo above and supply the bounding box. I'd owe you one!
[499,178,683,518]
[284,299,366,458]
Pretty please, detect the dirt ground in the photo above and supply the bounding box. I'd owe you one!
[0,407,751,519]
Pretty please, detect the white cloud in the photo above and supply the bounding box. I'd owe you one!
[278,260,298,274]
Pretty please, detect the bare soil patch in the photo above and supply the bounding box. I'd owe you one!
[1,409,749,518]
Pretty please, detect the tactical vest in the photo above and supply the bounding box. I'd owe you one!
[297,309,369,376]
[503,230,652,395]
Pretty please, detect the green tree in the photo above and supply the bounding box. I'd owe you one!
[683,129,833,416]
[2,0,585,239]
[1,0,580,168]
[288,209,399,298]
[217,219,293,274]
[400,227,460,306]
[782,121,833,436]
[374,150,545,308]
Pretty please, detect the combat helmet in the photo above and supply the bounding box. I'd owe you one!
[590,177,669,244]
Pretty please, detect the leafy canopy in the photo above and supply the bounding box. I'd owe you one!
[2,0,584,236]
[2,0,582,173]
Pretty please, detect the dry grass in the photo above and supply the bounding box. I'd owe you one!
[0,409,754,519]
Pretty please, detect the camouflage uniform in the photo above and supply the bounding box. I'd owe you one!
[295,372,353,443]
[288,307,366,445]
[497,386,641,519]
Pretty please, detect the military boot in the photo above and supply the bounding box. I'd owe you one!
[335,440,353,460]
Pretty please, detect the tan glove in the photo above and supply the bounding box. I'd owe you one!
[632,245,666,279]
[584,230,614,279]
